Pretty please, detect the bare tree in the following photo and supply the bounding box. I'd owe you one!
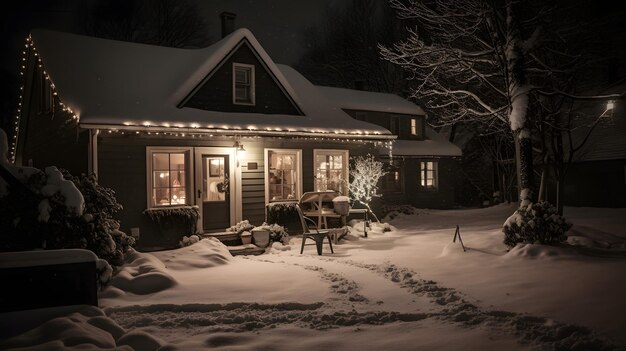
[380,0,586,207]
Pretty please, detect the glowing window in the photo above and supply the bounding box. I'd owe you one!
[420,161,438,189]
[149,151,189,207]
[314,150,348,195]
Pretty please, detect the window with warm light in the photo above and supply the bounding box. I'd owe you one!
[411,118,417,136]
[266,149,302,203]
[314,150,348,194]
[233,63,255,105]
[148,149,191,207]
[420,161,438,189]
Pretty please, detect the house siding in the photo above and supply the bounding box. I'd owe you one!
[379,157,458,209]
[343,109,426,140]
[183,41,301,115]
[16,57,88,175]
[563,159,626,207]
[97,134,375,241]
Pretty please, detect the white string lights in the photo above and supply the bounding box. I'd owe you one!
[10,35,396,164]
[10,35,79,163]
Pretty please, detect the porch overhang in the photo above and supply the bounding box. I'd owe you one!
[80,122,397,142]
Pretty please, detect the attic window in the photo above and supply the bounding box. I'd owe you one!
[233,63,255,105]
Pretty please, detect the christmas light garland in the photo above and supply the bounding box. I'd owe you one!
[10,35,396,164]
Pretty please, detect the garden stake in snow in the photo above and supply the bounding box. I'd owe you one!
[453,225,466,252]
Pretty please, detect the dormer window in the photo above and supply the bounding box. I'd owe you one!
[233,63,255,105]
[410,118,418,136]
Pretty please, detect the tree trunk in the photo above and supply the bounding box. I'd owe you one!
[515,131,535,204]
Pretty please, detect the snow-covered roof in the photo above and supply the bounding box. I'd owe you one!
[317,86,425,115]
[29,29,393,140]
[315,86,459,156]
[385,128,462,157]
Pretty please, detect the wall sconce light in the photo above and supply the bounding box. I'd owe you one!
[606,100,615,112]
[233,141,245,152]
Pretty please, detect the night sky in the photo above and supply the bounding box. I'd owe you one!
[1,0,625,132]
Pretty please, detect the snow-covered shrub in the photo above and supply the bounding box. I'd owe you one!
[266,202,298,224]
[226,219,255,234]
[254,222,289,245]
[0,164,135,268]
[142,206,200,246]
[503,201,571,247]
[381,204,416,220]
[179,234,200,247]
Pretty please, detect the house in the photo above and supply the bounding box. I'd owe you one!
[318,87,462,209]
[561,81,626,207]
[10,26,460,246]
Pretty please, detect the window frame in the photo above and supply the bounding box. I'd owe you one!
[313,149,349,195]
[146,146,194,209]
[264,148,303,204]
[410,116,425,140]
[232,62,255,106]
[419,160,439,191]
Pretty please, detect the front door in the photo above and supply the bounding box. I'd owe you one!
[195,148,235,232]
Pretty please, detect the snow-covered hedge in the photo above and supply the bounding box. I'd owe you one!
[0,168,134,270]
[142,206,200,247]
[503,201,571,247]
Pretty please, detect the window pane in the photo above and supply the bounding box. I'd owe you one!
[151,151,188,207]
[314,151,347,193]
[153,153,169,171]
[235,68,249,83]
[154,171,170,188]
[268,151,299,201]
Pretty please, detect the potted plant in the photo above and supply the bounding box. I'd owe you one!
[240,231,252,245]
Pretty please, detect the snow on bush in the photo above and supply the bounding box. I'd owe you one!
[179,234,200,247]
[381,204,416,221]
[254,222,290,245]
[0,137,134,272]
[226,219,255,234]
[503,201,571,247]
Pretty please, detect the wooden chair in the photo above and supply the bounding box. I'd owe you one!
[296,204,334,255]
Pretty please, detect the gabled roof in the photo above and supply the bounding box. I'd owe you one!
[28,28,392,140]
[386,129,462,157]
[316,86,460,157]
[317,86,425,115]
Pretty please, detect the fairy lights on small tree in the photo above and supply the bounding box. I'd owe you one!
[347,154,386,222]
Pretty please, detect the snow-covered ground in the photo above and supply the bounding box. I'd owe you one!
[2,204,626,350]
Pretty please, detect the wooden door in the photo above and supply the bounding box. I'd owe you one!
[199,154,231,231]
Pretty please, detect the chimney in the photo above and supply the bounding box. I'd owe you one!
[220,12,236,38]
[354,80,365,91]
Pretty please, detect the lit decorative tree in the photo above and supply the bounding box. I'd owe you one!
[347,154,387,222]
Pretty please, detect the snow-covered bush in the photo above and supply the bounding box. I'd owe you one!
[381,204,416,221]
[254,222,289,245]
[0,165,135,268]
[142,206,200,247]
[179,234,200,247]
[503,201,571,247]
[226,219,255,234]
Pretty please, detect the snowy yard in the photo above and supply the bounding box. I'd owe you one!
[2,204,626,350]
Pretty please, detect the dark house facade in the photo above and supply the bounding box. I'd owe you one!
[12,27,460,246]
